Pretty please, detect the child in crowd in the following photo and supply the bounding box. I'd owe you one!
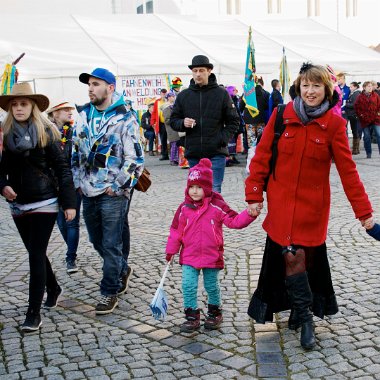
[364,219,380,241]
[165,158,261,332]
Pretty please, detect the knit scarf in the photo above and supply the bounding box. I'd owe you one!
[6,120,38,154]
[293,96,330,125]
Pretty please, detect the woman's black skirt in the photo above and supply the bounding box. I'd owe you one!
[248,235,339,323]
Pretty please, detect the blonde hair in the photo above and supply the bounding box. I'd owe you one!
[295,64,334,102]
[2,99,60,147]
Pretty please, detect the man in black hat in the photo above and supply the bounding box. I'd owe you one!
[170,55,239,192]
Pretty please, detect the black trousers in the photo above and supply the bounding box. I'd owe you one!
[13,212,58,311]
[159,122,168,157]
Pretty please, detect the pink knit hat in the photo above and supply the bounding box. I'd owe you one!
[187,158,213,197]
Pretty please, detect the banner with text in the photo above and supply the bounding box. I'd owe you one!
[119,74,170,111]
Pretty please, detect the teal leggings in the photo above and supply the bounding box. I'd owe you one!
[182,265,221,309]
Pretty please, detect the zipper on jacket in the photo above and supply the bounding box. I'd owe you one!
[211,219,219,247]
[200,91,203,156]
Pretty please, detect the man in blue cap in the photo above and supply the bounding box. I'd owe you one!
[72,68,144,314]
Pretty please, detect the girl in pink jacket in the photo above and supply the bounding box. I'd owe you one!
[166,158,260,332]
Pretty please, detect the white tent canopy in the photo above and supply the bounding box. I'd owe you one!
[1,14,379,104]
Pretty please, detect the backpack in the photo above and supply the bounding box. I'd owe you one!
[264,104,286,191]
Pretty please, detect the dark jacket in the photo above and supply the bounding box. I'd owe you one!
[0,136,76,210]
[170,74,239,158]
[268,89,284,117]
[58,123,74,163]
[141,110,154,132]
[239,85,269,125]
[345,89,360,118]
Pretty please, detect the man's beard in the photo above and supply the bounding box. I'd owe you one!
[90,89,108,107]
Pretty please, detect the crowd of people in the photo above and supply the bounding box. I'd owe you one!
[0,56,379,352]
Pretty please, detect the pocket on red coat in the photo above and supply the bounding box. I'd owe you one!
[305,137,330,161]
[279,131,296,155]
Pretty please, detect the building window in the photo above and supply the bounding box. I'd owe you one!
[307,0,320,17]
[136,0,153,14]
[346,0,358,17]
[227,0,241,15]
[267,0,281,14]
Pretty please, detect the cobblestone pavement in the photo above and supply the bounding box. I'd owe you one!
[0,150,379,380]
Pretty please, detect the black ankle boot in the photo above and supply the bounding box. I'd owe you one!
[21,308,42,332]
[285,272,316,350]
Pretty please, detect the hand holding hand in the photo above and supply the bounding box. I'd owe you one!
[2,186,17,201]
[64,209,76,222]
[362,217,374,230]
[247,202,263,217]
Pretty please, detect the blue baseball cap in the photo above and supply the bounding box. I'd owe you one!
[79,68,116,86]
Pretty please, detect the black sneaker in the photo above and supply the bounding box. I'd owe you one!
[118,266,133,295]
[44,285,63,309]
[66,260,78,273]
[95,295,118,315]
[21,311,42,332]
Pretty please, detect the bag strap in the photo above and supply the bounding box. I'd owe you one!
[269,104,286,181]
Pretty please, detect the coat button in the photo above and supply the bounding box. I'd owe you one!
[287,236,290,240]
[285,132,288,137]
[316,139,319,143]
[253,186,258,191]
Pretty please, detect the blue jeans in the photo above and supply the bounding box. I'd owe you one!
[82,194,129,296]
[182,265,221,309]
[362,125,380,156]
[188,155,226,193]
[56,191,82,263]
[144,130,155,152]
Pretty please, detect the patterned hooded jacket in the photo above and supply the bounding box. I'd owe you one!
[72,92,144,197]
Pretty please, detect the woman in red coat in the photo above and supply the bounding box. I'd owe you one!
[354,81,380,158]
[245,63,373,350]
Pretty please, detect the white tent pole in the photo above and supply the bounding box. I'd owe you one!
[70,14,117,71]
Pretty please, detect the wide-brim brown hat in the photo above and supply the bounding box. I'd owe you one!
[46,101,75,114]
[0,82,49,112]
[188,55,214,70]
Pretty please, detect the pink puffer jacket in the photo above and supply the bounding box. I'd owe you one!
[166,193,256,269]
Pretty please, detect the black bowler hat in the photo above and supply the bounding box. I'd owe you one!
[188,55,214,70]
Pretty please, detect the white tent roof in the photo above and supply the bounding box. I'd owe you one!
[1,14,379,103]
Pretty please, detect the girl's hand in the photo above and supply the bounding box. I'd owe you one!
[64,209,76,222]
[247,202,263,217]
[2,186,17,201]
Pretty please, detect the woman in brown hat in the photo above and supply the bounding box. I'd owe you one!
[0,83,76,332]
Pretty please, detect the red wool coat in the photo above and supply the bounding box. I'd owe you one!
[245,103,372,247]
[354,91,380,128]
